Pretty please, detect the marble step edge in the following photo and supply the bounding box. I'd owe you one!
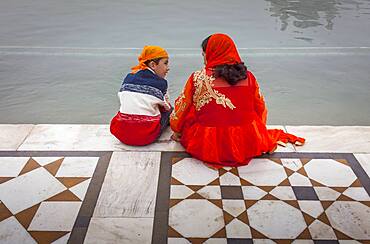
[1,124,370,153]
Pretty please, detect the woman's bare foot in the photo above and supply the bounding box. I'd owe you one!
[171,133,181,142]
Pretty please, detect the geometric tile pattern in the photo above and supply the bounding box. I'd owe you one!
[0,154,108,244]
[157,153,370,243]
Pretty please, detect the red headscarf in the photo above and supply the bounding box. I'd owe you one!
[205,33,242,69]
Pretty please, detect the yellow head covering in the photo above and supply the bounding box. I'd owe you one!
[131,46,169,73]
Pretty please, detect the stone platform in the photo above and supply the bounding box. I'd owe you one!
[0,125,369,243]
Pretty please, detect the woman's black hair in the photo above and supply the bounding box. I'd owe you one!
[201,35,211,52]
[214,63,248,85]
[201,35,248,85]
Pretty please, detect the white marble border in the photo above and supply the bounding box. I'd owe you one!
[9,124,294,152]
[285,126,370,153]
[0,124,34,150]
[2,124,370,153]
[16,124,184,151]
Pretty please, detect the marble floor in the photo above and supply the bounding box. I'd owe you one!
[0,151,112,244]
[154,152,370,243]
[0,125,370,243]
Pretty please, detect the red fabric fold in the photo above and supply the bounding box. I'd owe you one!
[110,112,160,146]
[268,129,306,146]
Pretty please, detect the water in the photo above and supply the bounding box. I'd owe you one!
[0,0,370,125]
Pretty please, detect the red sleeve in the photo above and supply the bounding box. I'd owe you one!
[170,73,194,133]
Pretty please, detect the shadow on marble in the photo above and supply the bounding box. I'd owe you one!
[285,126,370,153]
[0,124,34,150]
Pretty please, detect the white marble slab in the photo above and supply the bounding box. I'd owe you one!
[219,172,241,186]
[52,233,70,244]
[343,187,370,201]
[338,241,361,244]
[304,159,357,187]
[0,124,34,150]
[197,186,221,199]
[253,240,276,244]
[172,158,219,185]
[242,186,267,200]
[238,159,287,186]
[285,126,370,153]
[288,173,312,186]
[247,200,306,239]
[225,219,251,238]
[298,201,324,218]
[170,185,194,199]
[0,157,29,177]
[0,167,66,214]
[0,216,37,244]
[84,217,153,244]
[204,239,228,244]
[93,152,161,218]
[169,199,224,238]
[17,124,110,151]
[222,200,246,217]
[269,186,296,200]
[354,154,370,177]
[292,240,314,244]
[281,158,303,171]
[314,187,341,201]
[326,201,370,240]
[70,179,91,201]
[17,124,184,151]
[55,157,99,177]
[308,220,336,240]
[28,201,82,231]
[11,124,370,152]
[168,238,191,244]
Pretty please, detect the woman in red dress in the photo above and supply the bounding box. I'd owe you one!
[170,33,305,168]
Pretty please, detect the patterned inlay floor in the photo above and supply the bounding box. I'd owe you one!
[1,151,370,243]
[153,152,370,243]
[0,151,112,244]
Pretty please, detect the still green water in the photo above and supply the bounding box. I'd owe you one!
[0,0,370,125]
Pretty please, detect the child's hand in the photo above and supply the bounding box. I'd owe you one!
[171,132,181,142]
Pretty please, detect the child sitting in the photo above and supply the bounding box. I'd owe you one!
[110,46,172,146]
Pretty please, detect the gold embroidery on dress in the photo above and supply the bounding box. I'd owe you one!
[170,110,178,120]
[171,90,186,120]
[193,69,236,111]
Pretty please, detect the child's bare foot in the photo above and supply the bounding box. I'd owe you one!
[171,133,181,142]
